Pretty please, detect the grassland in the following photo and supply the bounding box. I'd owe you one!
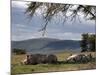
[11,51,96,75]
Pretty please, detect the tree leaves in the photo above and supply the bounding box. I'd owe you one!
[25,2,96,36]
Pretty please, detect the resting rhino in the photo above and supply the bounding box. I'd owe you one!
[66,53,92,63]
[22,54,58,65]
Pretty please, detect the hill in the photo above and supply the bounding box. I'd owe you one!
[11,38,81,54]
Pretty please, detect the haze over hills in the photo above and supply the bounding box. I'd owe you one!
[11,38,81,54]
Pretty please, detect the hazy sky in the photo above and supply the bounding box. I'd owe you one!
[11,1,96,41]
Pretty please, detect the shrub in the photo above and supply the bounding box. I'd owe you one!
[12,48,26,55]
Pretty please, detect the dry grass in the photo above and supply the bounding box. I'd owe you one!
[11,54,26,65]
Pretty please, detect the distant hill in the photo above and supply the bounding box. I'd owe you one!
[11,38,81,54]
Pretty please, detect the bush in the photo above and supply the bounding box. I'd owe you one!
[12,48,26,55]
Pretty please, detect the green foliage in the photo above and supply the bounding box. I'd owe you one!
[88,34,96,52]
[12,48,26,55]
[81,33,96,52]
[81,33,89,52]
[26,2,96,21]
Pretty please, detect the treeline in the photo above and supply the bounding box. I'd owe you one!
[12,48,26,55]
[81,33,96,52]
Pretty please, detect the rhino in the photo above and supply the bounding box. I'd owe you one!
[66,53,93,63]
[21,54,58,65]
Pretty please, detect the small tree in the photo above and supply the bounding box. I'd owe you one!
[80,33,96,52]
[80,33,89,52]
[88,34,96,52]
